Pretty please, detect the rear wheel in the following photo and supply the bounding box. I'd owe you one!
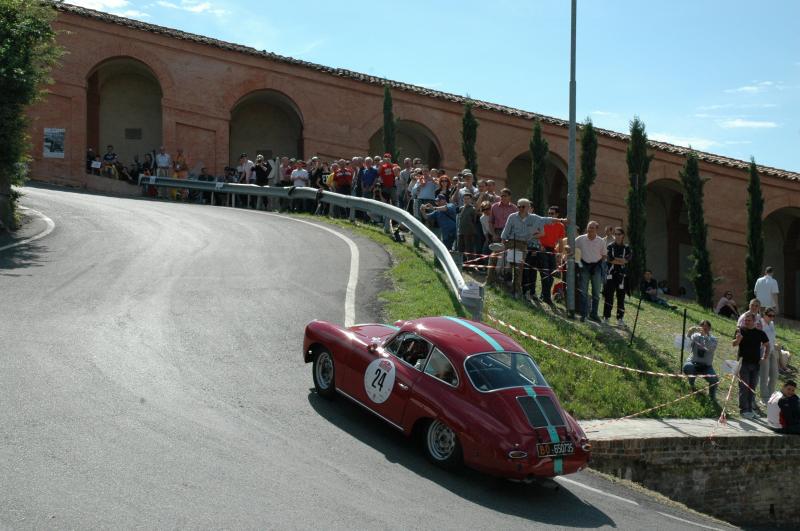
[312,348,336,399]
[424,419,462,468]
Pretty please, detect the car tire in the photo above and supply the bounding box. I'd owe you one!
[312,348,336,399]
[424,419,462,468]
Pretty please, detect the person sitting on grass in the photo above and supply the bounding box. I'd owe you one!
[682,320,719,402]
[715,290,739,318]
[639,269,675,308]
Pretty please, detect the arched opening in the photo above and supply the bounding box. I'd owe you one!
[368,121,441,168]
[646,179,692,298]
[504,152,567,211]
[87,57,163,167]
[229,90,303,164]
[763,207,800,318]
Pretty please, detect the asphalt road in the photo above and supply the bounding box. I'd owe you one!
[1,184,734,530]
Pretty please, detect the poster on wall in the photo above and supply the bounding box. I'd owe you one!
[43,128,65,158]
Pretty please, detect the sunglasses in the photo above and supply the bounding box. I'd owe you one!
[765,313,775,317]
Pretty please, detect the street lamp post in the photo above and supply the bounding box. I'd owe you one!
[566,0,578,317]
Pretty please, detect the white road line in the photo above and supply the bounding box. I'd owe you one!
[656,511,727,531]
[257,213,359,328]
[555,476,639,506]
[0,208,56,252]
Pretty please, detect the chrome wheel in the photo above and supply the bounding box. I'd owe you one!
[312,349,336,399]
[427,420,457,461]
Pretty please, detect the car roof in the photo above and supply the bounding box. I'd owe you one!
[398,316,525,362]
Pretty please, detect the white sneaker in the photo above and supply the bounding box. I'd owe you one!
[742,411,755,419]
[617,318,625,327]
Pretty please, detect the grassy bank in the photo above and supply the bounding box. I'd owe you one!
[298,214,799,420]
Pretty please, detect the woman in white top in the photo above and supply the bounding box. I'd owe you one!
[759,308,779,403]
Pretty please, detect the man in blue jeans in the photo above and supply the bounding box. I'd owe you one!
[575,221,607,322]
[682,320,720,401]
[733,312,770,418]
[422,194,457,250]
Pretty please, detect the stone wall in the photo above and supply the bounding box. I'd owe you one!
[589,434,800,527]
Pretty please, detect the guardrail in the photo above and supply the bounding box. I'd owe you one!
[138,175,485,321]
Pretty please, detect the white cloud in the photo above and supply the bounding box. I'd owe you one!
[650,132,719,151]
[154,0,224,15]
[697,103,777,111]
[719,119,778,129]
[183,1,211,13]
[117,9,150,18]
[724,140,753,145]
[590,110,616,116]
[724,80,787,94]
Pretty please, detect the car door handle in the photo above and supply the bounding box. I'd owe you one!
[398,383,409,391]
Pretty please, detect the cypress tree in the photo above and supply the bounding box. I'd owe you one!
[461,101,479,175]
[529,119,548,213]
[382,85,398,161]
[745,158,764,300]
[626,117,652,292]
[576,118,598,231]
[680,151,714,308]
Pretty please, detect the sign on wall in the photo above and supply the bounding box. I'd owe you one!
[43,128,66,159]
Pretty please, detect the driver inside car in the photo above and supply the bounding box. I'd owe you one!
[401,340,429,370]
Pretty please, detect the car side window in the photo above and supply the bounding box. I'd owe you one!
[392,335,431,371]
[424,348,458,387]
[384,333,405,356]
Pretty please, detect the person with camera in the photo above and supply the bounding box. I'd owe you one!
[682,320,720,402]
[421,194,457,251]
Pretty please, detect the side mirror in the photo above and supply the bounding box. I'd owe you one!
[367,338,381,353]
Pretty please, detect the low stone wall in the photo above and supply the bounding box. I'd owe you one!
[583,419,800,527]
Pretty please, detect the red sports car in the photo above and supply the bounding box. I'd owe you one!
[303,316,591,481]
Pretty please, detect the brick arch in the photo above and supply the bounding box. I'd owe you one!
[764,191,800,220]
[365,118,444,166]
[223,81,308,125]
[85,51,175,100]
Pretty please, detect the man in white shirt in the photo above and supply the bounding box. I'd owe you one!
[754,266,780,314]
[290,160,310,212]
[575,220,607,322]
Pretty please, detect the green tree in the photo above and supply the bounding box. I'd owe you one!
[626,116,652,292]
[745,158,764,300]
[461,101,478,175]
[679,151,713,308]
[382,85,399,162]
[576,118,597,231]
[529,119,548,213]
[0,0,61,231]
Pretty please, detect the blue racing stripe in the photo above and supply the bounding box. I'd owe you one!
[443,316,503,352]
[525,386,563,475]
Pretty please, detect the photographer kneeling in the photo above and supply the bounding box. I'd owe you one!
[682,320,720,402]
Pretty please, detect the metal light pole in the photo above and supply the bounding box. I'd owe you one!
[566,0,578,317]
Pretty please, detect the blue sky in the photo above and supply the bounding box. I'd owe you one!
[71,0,800,172]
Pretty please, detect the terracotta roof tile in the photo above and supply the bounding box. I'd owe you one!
[55,2,799,182]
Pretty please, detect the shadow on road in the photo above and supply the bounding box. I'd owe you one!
[0,240,48,273]
[307,391,616,528]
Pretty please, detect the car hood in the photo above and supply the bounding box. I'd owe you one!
[347,323,399,345]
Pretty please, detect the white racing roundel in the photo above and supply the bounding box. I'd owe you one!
[364,357,396,404]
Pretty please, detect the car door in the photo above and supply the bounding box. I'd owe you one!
[347,332,425,429]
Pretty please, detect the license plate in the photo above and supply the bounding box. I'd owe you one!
[537,441,574,457]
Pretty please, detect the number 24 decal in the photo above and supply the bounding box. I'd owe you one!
[371,368,387,391]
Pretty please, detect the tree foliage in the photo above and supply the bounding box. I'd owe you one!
[0,0,61,230]
[529,119,548,213]
[576,118,597,232]
[745,158,764,301]
[461,101,478,176]
[382,85,399,162]
[625,117,652,292]
[680,151,714,308]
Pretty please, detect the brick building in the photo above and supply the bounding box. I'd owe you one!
[27,4,800,316]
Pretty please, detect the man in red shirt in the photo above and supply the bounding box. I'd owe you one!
[332,162,353,218]
[378,153,396,204]
[486,188,517,284]
[536,205,566,304]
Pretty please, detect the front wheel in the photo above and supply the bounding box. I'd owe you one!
[424,419,462,469]
[312,348,336,399]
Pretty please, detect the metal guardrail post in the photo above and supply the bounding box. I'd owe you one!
[137,177,485,322]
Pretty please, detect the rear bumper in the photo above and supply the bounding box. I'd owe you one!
[463,441,591,479]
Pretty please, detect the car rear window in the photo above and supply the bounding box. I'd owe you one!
[464,352,548,392]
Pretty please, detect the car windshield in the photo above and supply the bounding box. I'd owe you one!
[464,352,548,392]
